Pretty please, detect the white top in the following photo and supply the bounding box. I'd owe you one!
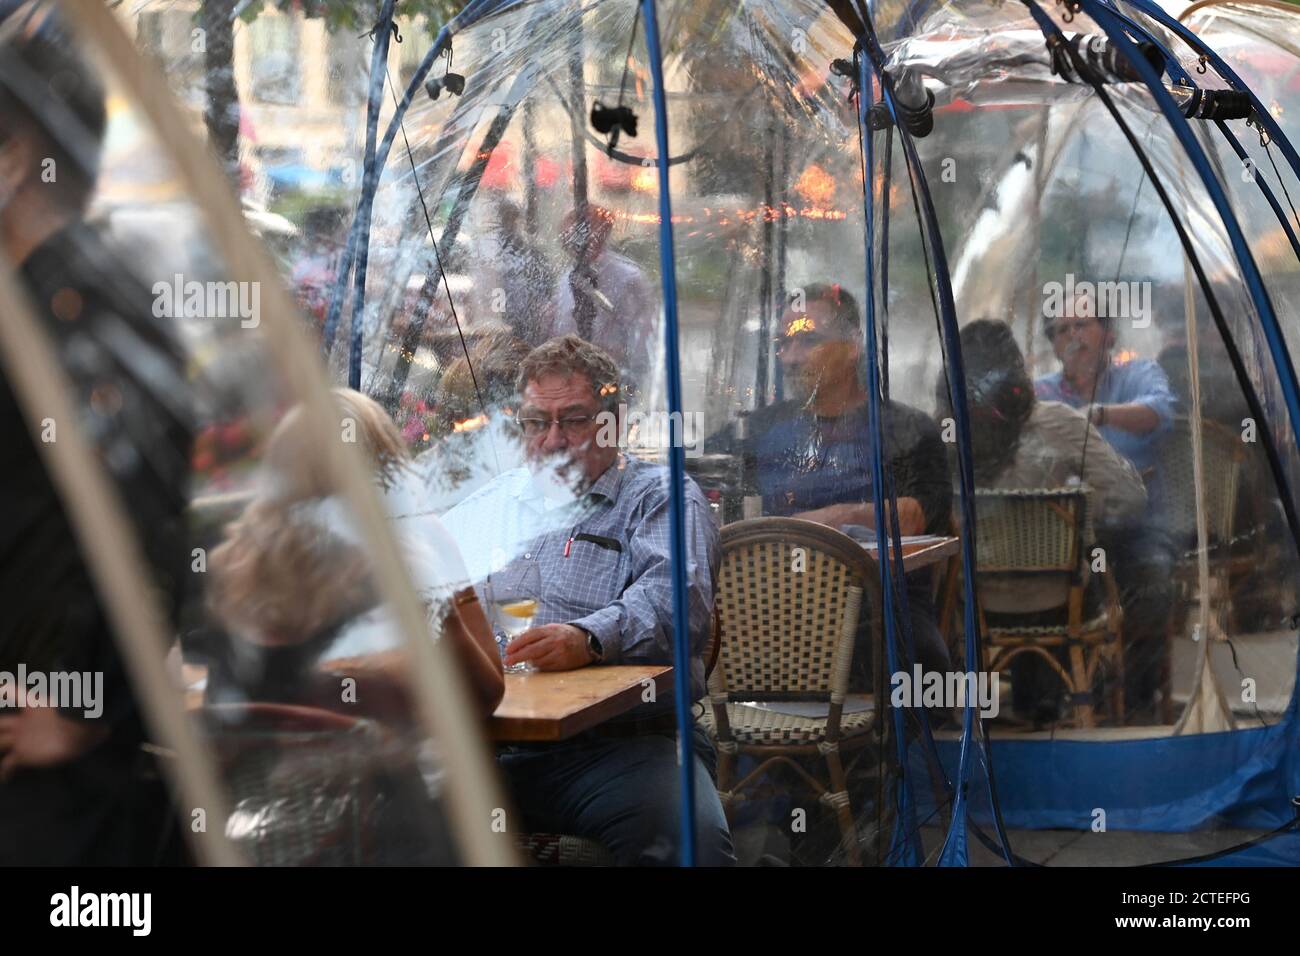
[549,250,659,383]
[305,468,472,657]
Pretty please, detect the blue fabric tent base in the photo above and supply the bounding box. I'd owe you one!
[927,713,1300,833]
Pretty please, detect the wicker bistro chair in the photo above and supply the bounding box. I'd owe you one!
[973,488,1124,729]
[1153,417,1249,722]
[699,517,885,866]
[197,703,404,866]
[515,832,615,866]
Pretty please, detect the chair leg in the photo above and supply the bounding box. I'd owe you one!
[1160,620,1175,725]
[1111,634,1126,725]
[1160,591,1188,726]
[824,747,861,866]
[716,747,738,821]
[1067,643,1095,729]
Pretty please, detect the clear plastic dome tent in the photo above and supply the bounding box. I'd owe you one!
[0,0,512,867]
[334,0,1300,864]
[4,0,1300,868]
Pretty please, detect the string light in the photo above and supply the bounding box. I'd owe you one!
[453,413,489,433]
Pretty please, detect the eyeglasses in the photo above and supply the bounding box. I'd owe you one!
[514,414,600,438]
[1047,317,1099,340]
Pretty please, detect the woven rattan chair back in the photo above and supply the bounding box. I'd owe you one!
[973,488,1087,575]
[714,518,877,699]
[199,703,388,866]
[1155,417,1243,548]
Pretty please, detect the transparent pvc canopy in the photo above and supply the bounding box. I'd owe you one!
[0,0,510,867]
[5,0,1300,867]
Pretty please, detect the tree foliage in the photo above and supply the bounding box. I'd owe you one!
[231,0,466,34]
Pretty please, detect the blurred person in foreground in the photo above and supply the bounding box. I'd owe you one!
[0,6,192,864]
[710,283,952,685]
[1034,294,1178,719]
[941,320,1146,723]
[200,389,501,864]
[440,336,735,866]
[204,388,504,717]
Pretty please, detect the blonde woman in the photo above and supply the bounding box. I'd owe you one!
[206,388,504,718]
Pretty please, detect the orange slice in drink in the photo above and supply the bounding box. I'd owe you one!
[501,600,538,619]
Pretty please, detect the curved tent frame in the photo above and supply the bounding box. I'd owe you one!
[324,0,1300,866]
[25,0,521,868]
[63,0,1300,866]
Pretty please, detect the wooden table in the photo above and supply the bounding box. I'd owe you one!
[489,664,674,742]
[184,661,676,745]
[862,535,960,572]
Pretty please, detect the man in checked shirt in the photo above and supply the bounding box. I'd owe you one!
[440,335,735,865]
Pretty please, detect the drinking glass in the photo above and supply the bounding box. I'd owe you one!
[491,560,541,674]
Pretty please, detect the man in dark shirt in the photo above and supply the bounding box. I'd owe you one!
[0,11,192,864]
[713,284,952,682]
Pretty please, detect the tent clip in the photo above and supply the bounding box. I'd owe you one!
[425,44,465,101]
[360,20,401,44]
[831,55,860,103]
[1247,114,1271,147]
[591,102,639,153]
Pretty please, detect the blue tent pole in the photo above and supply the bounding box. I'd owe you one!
[1114,0,1300,184]
[856,51,923,867]
[640,0,699,868]
[346,0,398,389]
[870,116,951,798]
[855,21,1012,865]
[322,0,398,358]
[1088,3,1300,266]
[323,0,502,358]
[872,118,954,807]
[1031,0,1300,514]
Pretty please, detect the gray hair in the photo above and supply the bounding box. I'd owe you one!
[516,335,622,412]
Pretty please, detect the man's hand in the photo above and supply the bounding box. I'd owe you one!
[878,497,927,537]
[1090,402,1160,435]
[506,623,596,671]
[0,700,109,782]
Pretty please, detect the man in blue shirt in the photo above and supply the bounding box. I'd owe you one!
[1034,304,1176,476]
[441,336,734,865]
[1035,298,1177,720]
